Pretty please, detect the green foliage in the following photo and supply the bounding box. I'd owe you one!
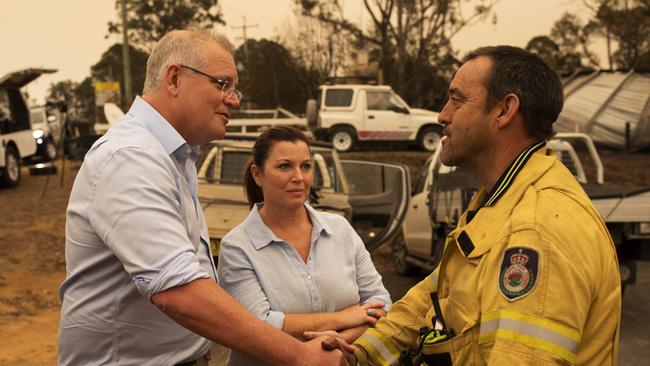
[550,12,599,72]
[296,0,497,110]
[47,80,77,103]
[108,0,225,51]
[533,1,650,72]
[593,0,650,69]
[91,43,149,108]
[526,35,583,74]
[236,39,326,113]
[526,36,561,67]
[47,43,148,124]
[75,78,97,124]
[47,78,96,124]
[400,52,458,111]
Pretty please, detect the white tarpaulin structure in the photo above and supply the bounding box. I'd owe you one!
[556,70,650,150]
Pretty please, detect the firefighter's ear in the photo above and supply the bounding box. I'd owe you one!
[495,93,520,129]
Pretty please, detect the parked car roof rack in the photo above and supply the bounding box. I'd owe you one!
[323,76,378,85]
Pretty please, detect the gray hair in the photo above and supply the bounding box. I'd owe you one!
[142,29,235,95]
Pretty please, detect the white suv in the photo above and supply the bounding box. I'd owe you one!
[308,84,442,152]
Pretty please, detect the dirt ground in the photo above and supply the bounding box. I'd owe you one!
[0,161,71,365]
[0,150,648,365]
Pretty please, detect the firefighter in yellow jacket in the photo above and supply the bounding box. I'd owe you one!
[314,46,621,365]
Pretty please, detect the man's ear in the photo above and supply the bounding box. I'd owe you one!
[164,65,182,97]
[495,93,520,129]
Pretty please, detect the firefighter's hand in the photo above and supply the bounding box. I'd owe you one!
[321,335,355,353]
[304,324,367,344]
[302,336,349,366]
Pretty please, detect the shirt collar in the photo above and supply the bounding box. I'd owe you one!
[126,96,193,157]
[245,202,333,250]
[304,202,333,236]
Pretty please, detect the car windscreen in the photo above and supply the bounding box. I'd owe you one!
[202,147,343,193]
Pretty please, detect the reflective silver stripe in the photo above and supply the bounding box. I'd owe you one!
[358,333,400,366]
[480,317,578,354]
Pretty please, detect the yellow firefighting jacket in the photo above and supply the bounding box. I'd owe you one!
[351,142,621,365]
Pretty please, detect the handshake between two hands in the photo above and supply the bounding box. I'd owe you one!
[304,301,387,355]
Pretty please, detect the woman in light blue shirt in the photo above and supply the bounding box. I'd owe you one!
[217,126,392,365]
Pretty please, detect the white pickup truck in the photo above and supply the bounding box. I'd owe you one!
[307,84,442,152]
[196,138,410,261]
[224,107,312,139]
[0,68,57,187]
[394,133,650,290]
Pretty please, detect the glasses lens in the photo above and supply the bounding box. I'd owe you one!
[226,89,242,101]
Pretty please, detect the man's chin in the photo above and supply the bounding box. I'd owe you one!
[440,150,457,167]
[440,146,450,164]
[207,126,226,141]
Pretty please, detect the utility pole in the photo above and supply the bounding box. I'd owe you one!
[121,0,133,106]
[232,16,258,63]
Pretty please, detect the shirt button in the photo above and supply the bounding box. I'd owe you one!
[307,275,312,280]
[186,146,192,155]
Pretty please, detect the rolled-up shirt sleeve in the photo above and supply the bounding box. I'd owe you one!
[218,235,285,329]
[89,147,209,299]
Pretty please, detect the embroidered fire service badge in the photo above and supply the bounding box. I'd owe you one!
[498,247,539,301]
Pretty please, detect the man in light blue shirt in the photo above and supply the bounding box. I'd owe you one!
[58,29,346,366]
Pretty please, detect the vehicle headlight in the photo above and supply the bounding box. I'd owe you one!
[33,129,44,139]
[639,222,650,234]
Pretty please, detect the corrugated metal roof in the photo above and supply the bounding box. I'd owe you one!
[556,71,650,150]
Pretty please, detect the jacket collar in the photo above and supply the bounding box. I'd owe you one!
[482,140,546,208]
[449,144,557,259]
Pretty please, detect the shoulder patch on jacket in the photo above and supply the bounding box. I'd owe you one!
[498,247,539,301]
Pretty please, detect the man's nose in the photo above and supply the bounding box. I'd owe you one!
[438,101,452,125]
[225,95,240,109]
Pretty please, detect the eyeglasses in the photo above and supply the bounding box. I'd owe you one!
[179,64,243,101]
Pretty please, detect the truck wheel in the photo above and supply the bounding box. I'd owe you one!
[0,145,21,188]
[619,259,635,296]
[330,127,356,152]
[417,126,441,152]
[392,231,417,275]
